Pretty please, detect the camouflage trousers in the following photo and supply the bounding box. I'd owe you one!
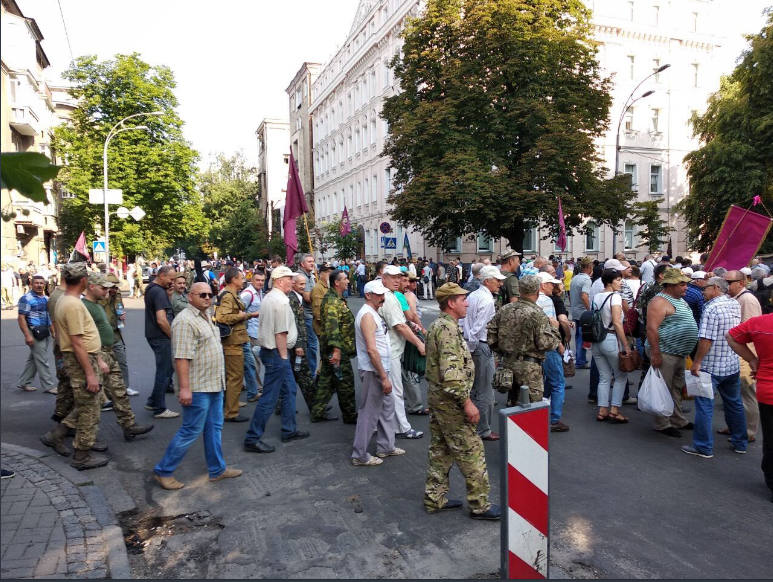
[53,341,74,419]
[310,356,357,422]
[505,359,544,405]
[292,353,316,410]
[95,347,135,428]
[424,409,491,513]
[60,352,103,451]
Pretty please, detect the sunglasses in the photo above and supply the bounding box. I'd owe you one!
[724,279,743,284]
[195,292,214,299]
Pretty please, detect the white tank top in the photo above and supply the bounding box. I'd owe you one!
[355,303,391,372]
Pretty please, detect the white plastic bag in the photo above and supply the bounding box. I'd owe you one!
[685,371,714,399]
[637,367,674,417]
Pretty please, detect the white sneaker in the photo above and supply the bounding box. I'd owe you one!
[154,409,180,419]
[351,456,383,466]
[376,447,406,458]
[126,388,139,396]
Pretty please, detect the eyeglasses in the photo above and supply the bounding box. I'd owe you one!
[703,284,717,290]
[724,279,743,284]
[195,292,214,299]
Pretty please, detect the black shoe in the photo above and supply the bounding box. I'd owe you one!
[1,469,15,479]
[124,424,155,441]
[281,430,310,443]
[225,415,249,423]
[470,504,501,520]
[681,422,695,430]
[343,417,358,425]
[51,413,65,423]
[311,415,339,422]
[587,398,597,404]
[244,441,275,453]
[565,385,573,390]
[101,401,114,412]
[166,386,175,394]
[91,441,109,452]
[426,499,463,514]
[656,427,682,438]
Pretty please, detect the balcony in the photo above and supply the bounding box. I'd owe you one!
[10,106,40,136]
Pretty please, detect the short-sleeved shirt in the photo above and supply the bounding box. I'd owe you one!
[569,273,592,321]
[301,269,315,318]
[698,295,740,376]
[550,294,569,343]
[82,298,115,348]
[144,282,172,339]
[48,288,65,323]
[55,294,101,354]
[593,291,622,330]
[728,314,773,404]
[395,291,410,312]
[500,270,520,302]
[172,304,225,393]
[257,289,297,350]
[536,292,556,319]
[18,291,51,328]
[379,290,408,359]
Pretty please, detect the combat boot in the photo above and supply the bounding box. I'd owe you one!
[70,449,109,471]
[123,424,154,441]
[40,424,72,457]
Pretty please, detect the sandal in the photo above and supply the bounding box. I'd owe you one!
[596,414,609,422]
[409,408,430,416]
[609,412,629,424]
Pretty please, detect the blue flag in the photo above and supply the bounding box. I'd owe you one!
[404,233,412,259]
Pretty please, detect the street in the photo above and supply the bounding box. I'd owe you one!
[1,297,771,579]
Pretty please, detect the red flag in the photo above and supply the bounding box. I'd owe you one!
[340,206,351,236]
[283,149,309,265]
[73,231,91,263]
[556,198,567,252]
[704,205,773,271]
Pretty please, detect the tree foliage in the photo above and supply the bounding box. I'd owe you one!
[680,11,773,253]
[322,222,360,262]
[382,0,634,251]
[52,53,207,259]
[630,200,673,252]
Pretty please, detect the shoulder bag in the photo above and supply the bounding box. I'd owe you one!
[623,284,644,337]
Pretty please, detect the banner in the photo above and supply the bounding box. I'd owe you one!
[283,149,309,266]
[704,205,773,271]
[556,198,567,252]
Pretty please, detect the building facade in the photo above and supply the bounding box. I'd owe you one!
[1,0,59,267]
[306,0,724,264]
[256,118,291,237]
[286,62,322,207]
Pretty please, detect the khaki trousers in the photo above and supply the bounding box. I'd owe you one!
[224,349,244,419]
[739,357,758,438]
[646,350,690,430]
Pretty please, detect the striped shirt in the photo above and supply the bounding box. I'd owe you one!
[171,304,225,393]
[18,291,51,328]
[651,292,698,356]
[698,295,741,376]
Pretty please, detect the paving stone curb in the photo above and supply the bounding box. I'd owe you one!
[1,442,132,579]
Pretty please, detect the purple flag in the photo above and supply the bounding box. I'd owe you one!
[283,149,309,265]
[340,206,352,236]
[556,198,567,252]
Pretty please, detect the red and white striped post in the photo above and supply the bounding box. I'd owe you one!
[500,387,550,579]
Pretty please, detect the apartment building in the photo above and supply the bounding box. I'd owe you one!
[256,118,291,237]
[286,62,322,208]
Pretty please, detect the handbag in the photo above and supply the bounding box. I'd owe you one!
[623,284,644,337]
[562,345,576,377]
[402,330,427,376]
[618,347,642,373]
[493,365,513,393]
[31,326,50,341]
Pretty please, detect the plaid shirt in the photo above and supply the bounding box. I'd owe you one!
[171,304,225,393]
[698,294,741,376]
[18,291,51,329]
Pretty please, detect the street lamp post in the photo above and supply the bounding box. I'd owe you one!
[103,111,162,270]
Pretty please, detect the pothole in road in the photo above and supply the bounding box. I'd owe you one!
[118,509,224,555]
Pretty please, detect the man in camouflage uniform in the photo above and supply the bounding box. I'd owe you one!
[310,270,358,423]
[170,272,189,317]
[48,281,73,421]
[498,249,522,307]
[488,274,561,404]
[424,283,500,520]
[288,273,316,409]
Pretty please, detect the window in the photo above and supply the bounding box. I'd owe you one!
[349,184,354,208]
[650,164,662,193]
[652,5,659,26]
[652,58,661,81]
[624,109,634,131]
[371,70,377,96]
[355,84,360,110]
[362,76,368,103]
[625,222,635,250]
[651,108,660,132]
[627,1,634,20]
[385,168,391,195]
[692,11,698,32]
[339,101,343,123]
[624,163,638,190]
[627,55,635,80]
[341,189,346,210]
[355,129,361,153]
[383,60,390,88]
[356,182,362,206]
[363,178,369,204]
[363,120,368,148]
[331,143,336,166]
[295,87,302,109]
[585,222,600,252]
[383,119,389,136]
[371,174,378,202]
[347,92,352,116]
[692,63,699,87]
[347,134,352,157]
[333,192,338,214]
[370,118,377,144]
[523,224,538,252]
[445,237,462,253]
[477,232,494,253]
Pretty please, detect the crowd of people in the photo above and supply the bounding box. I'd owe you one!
[3,249,771,505]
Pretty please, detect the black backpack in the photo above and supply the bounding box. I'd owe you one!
[579,293,613,343]
[752,278,773,314]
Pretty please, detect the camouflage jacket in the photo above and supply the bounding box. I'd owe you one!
[320,288,356,356]
[487,297,559,360]
[425,312,474,407]
[498,270,520,306]
[289,291,308,351]
[637,281,662,324]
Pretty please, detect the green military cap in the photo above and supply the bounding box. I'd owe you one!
[501,250,522,261]
[519,274,542,295]
[61,262,88,279]
[579,256,594,266]
[106,273,120,284]
[88,272,115,288]
[435,282,468,303]
[662,268,691,285]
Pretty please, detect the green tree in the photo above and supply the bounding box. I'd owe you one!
[323,222,359,262]
[52,53,207,259]
[679,12,773,253]
[630,200,673,253]
[382,0,634,251]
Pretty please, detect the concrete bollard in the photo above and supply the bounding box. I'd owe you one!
[500,387,550,579]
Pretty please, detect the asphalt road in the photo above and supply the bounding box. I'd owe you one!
[1,295,771,579]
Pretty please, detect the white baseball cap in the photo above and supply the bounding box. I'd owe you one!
[383,265,402,276]
[537,272,562,285]
[691,270,708,279]
[270,266,294,280]
[740,267,752,276]
[480,266,506,280]
[603,259,625,271]
[681,267,694,276]
[363,280,387,295]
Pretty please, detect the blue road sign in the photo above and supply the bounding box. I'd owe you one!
[381,237,396,249]
[93,241,106,253]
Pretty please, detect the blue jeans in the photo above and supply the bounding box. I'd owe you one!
[244,349,298,443]
[693,371,747,455]
[154,391,226,479]
[243,342,259,399]
[146,338,173,413]
[591,335,628,408]
[573,320,587,367]
[543,350,565,424]
[357,279,365,297]
[305,317,318,377]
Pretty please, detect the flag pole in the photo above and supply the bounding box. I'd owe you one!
[303,213,318,279]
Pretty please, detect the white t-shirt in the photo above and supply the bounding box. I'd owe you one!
[592,291,622,330]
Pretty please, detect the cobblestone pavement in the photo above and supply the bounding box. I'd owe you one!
[1,445,127,579]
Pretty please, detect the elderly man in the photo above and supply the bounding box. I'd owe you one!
[520,256,547,279]
[16,274,56,393]
[144,265,179,419]
[403,273,429,416]
[240,269,264,402]
[463,263,485,293]
[569,257,593,368]
[244,266,309,453]
[682,277,746,458]
[379,265,425,439]
[646,268,699,437]
[289,273,315,409]
[298,254,319,377]
[170,273,189,317]
[311,263,333,338]
[536,272,570,432]
[153,282,241,489]
[684,271,708,325]
[351,280,399,466]
[722,270,763,442]
[641,254,657,284]
[461,266,506,440]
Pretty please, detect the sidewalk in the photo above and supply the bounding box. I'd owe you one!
[1,443,131,579]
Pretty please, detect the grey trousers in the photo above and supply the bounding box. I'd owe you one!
[112,335,130,388]
[352,370,396,461]
[646,349,690,430]
[18,335,55,391]
[470,343,495,437]
[402,367,424,412]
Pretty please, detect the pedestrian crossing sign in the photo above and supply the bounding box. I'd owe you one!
[93,241,106,253]
[381,237,396,249]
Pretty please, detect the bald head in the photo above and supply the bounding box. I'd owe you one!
[189,282,213,312]
[533,256,548,270]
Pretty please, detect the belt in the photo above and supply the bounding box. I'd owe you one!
[504,354,542,365]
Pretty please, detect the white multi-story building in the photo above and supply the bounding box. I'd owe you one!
[256,119,290,237]
[286,62,322,206]
[308,0,724,263]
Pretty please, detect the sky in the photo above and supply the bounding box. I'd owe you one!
[14,0,772,170]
